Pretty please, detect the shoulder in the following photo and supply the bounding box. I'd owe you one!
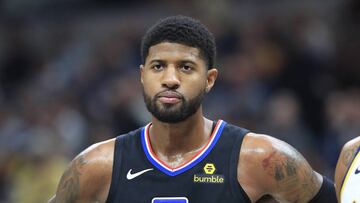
[335,136,360,199]
[73,138,116,187]
[238,133,322,202]
[76,128,141,178]
[238,133,302,180]
[237,133,293,201]
[72,138,115,175]
[339,136,360,168]
[341,136,360,156]
[239,133,300,167]
[336,136,360,175]
[80,138,116,163]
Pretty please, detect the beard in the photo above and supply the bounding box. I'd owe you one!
[143,88,206,123]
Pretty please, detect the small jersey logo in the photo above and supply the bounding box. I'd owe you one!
[152,197,188,203]
[193,163,224,184]
[126,168,153,180]
[203,163,216,174]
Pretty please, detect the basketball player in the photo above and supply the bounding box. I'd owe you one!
[48,16,336,203]
[335,136,360,202]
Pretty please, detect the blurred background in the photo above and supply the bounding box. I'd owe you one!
[0,0,359,202]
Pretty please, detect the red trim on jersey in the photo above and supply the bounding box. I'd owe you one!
[145,120,221,171]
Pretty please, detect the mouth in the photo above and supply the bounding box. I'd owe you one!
[156,91,182,104]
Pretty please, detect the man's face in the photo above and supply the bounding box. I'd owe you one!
[141,42,217,123]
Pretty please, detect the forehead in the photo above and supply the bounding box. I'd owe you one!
[146,42,203,63]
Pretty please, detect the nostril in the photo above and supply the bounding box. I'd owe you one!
[162,83,179,90]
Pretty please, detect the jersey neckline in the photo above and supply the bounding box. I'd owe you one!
[141,120,226,176]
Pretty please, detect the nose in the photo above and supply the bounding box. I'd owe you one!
[161,65,180,89]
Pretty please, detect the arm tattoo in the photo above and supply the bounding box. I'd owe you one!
[262,151,298,181]
[262,150,319,202]
[342,146,358,167]
[55,155,88,203]
[274,164,285,181]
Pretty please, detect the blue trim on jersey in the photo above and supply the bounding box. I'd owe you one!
[141,120,226,176]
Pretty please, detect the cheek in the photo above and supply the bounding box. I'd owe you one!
[142,76,155,93]
[183,77,207,97]
[143,82,156,96]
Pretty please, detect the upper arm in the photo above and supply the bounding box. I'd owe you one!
[334,137,360,201]
[53,153,90,203]
[238,133,322,203]
[50,139,114,203]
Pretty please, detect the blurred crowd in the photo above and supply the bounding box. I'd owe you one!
[0,0,359,202]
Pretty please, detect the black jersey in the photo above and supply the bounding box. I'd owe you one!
[106,120,251,203]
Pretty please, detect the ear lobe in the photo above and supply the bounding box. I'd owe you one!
[205,87,210,93]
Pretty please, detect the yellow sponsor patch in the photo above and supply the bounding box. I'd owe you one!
[203,163,216,174]
[193,163,224,184]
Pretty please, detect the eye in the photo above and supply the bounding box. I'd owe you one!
[152,64,163,71]
[181,65,193,72]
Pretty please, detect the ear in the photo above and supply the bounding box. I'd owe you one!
[140,65,144,84]
[205,68,218,93]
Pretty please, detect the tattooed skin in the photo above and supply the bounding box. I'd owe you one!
[342,146,359,168]
[334,139,360,201]
[261,151,300,182]
[55,155,88,203]
[261,149,319,203]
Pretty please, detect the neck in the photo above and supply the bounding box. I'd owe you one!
[149,108,214,164]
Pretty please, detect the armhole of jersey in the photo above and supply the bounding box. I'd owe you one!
[229,131,252,203]
[106,136,124,203]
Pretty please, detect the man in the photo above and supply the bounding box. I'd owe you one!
[49,15,336,203]
[335,136,360,202]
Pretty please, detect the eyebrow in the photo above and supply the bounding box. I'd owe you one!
[178,60,197,65]
[148,59,197,65]
[148,59,165,64]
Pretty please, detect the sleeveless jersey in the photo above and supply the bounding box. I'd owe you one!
[106,120,251,203]
[341,147,360,203]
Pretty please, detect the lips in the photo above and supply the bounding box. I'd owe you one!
[156,91,182,104]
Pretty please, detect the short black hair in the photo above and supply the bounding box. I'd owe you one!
[141,15,216,69]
